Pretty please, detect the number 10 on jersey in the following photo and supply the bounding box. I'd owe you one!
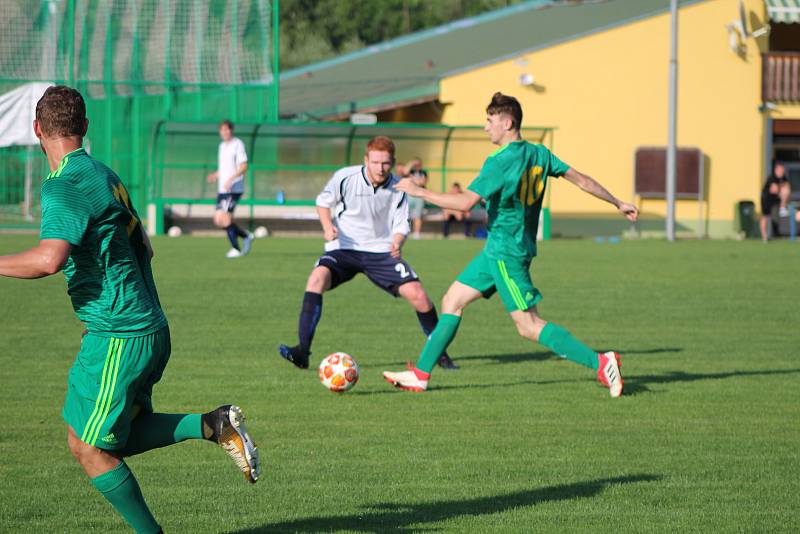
[519,166,544,206]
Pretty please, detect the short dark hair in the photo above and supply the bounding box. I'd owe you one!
[486,92,522,131]
[220,119,234,130]
[35,85,86,138]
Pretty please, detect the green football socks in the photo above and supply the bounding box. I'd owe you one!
[91,461,161,534]
[416,313,462,374]
[538,322,598,370]
[118,413,203,457]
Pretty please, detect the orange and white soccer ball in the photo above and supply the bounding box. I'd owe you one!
[318,352,360,392]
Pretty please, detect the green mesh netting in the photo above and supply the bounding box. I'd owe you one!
[0,0,274,93]
[0,0,277,227]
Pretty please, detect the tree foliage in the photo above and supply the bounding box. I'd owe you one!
[279,0,524,69]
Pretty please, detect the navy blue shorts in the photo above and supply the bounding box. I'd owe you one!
[316,249,420,296]
[216,193,242,213]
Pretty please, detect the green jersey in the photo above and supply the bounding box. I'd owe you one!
[468,140,569,259]
[39,148,167,336]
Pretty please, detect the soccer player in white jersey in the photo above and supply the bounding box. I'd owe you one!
[279,136,458,370]
[206,120,253,258]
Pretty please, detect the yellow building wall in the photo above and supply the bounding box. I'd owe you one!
[772,105,800,120]
[440,0,770,237]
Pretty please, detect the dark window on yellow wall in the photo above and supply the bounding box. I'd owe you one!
[769,23,800,52]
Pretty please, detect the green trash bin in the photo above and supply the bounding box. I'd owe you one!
[734,201,758,238]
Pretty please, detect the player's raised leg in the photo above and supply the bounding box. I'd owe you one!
[118,406,261,484]
[511,308,623,397]
[384,281,481,390]
[491,255,624,397]
[279,264,334,369]
[64,328,262,532]
[126,324,260,484]
[67,403,261,534]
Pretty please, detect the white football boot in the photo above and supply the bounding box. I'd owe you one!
[383,370,428,392]
[204,405,261,484]
[226,248,242,259]
[597,351,624,398]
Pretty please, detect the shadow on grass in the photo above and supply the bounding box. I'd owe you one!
[379,347,684,369]
[626,368,800,395]
[229,474,661,533]
[350,377,586,396]
[355,367,800,397]
[452,350,555,364]
[374,351,553,369]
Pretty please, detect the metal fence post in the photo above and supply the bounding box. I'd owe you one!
[271,0,280,122]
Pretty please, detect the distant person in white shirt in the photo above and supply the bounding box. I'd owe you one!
[279,136,458,370]
[206,120,253,258]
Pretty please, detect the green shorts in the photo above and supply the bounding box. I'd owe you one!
[62,326,171,451]
[456,251,542,312]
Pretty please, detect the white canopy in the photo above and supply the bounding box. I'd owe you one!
[0,82,52,148]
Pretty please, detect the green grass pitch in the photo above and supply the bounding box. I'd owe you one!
[1,235,798,533]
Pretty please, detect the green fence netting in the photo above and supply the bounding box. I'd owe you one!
[0,0,279,228]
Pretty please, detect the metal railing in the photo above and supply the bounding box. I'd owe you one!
[763,52,800,103]
[147,121,556,234]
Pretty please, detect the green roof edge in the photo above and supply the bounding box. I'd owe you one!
[302,83,441,119]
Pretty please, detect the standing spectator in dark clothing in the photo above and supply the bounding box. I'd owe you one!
[760,163,791,242]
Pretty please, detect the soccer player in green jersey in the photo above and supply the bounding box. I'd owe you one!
[0,86,261,533]
[383,92,639,397]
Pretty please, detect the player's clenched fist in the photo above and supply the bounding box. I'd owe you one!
[617,201,639,222]
[323,226,338,241]
[395,177,423,197]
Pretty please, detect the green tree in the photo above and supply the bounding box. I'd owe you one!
[279,0,524,69]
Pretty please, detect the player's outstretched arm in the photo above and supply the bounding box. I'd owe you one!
[563,168,639,222]
[395,178,481,212]
[0,239,72,279]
